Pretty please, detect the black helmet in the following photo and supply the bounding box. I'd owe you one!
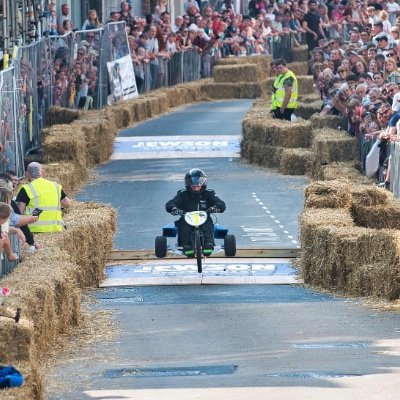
[185,168,207,194]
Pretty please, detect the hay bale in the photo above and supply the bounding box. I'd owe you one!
[299,208,354,282]
[41,125,86,166]
[46,107,80,126]
[348,261,400,299]
[312,161,365,182]
[163,87,183,108]
[175,81,204,103]
[301,224,400,299]
[300,208,354,243]
[131,98,149,121]
[351,198,400,229]
[0,201,115,359]
[287,61,308,76]
[242,114,313,148]
[296,100,322,120]
[43,162,88,195]
[310,114,343,130]
[0,314,32,362]
[297,75,315,95]
[240,141,283,168]
[351,184,391,207]
[292,45,308,62]
[216,55,271,77]
[280,148,315,175]
[239,82,266,98]
[142,93,166,117]
[73,112,116,165]
[213,63,263,83]
[313,128,359,165]
[0,361,42,399]
[304,180,352,208]
[298,92,321,103]
[201,82,241,99]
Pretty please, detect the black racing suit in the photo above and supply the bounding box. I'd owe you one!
[165,189,226,249]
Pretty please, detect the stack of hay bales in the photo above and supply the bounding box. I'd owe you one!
[203,64,266,99]
[300,180,400,300]
[292,45,309,62]
[241,100,315,175]
[312,128,359,167]
[0,202,115,398]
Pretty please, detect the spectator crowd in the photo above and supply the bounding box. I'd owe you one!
[302,0,400,188]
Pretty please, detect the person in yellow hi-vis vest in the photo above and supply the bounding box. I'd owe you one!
[16,162,71,233]
[271,58,298,121]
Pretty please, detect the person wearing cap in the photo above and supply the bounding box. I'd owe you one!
[377,35,391,57]
[302,0,326,56]
[346,49,359,73]
[16,162,71,233]
[270,58,298,120]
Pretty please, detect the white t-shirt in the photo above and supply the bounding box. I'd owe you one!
[392,92,400,112]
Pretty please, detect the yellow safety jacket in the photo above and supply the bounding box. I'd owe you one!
[20,177,64,232]
[271,70,298,110]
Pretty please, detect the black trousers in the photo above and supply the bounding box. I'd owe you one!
[176,218,214,248]
[273,108,295,121]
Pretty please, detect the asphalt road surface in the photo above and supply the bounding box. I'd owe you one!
[45,100,400,400]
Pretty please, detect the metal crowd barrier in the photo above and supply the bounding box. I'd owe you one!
[134,50,211,95]
[264,34,294,61]
[0,233,21,279]
[390,141,400,197]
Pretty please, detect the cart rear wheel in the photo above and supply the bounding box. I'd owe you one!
[224,234,236,257]
[155,236,167,258]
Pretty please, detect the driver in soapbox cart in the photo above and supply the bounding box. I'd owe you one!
[165,168,226,256]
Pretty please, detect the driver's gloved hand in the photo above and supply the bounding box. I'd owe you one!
[171,207,184,216]
[208,207,221,214]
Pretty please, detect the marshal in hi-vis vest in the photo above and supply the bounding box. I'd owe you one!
[271,70,298,110]
[20,177,64,232]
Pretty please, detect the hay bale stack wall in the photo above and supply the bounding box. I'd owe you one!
[0,203,115,398]
[236,59,400,301]
[301,179,400,299]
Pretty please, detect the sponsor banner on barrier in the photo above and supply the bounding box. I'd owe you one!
[111,135,241,160]
[107,54,138,104]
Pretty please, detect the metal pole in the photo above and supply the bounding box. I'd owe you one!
[2,0,9,52]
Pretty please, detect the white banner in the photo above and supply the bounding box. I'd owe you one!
[107,54,138,104]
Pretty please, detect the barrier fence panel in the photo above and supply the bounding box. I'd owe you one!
[74,28,104,109]
[15,40,53,159]
[0,68,25,178]
[100,22,130,106]
[391,142,400,198]
[0,234,20,279]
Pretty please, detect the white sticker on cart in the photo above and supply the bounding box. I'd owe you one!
[111,135,241,160]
